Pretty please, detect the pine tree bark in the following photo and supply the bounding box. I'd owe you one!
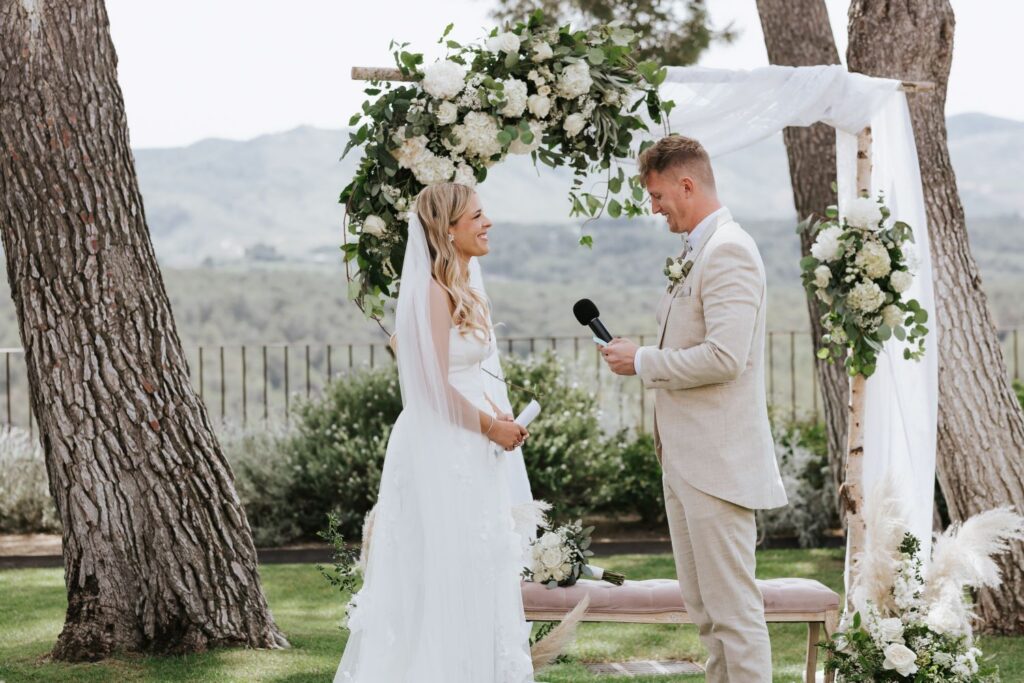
[0,0,288,659]
[848,0,1024,634]
[755,0,850,506]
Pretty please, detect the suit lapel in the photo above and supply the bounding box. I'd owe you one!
[655,209,734,348]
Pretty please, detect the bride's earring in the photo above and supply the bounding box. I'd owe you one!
[448,233,455,243]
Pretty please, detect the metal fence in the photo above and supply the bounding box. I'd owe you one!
[3,328,1023,433]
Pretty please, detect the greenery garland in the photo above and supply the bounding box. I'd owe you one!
[340,12,673,317]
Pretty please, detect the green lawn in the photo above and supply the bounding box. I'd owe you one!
[1,549,1021,682]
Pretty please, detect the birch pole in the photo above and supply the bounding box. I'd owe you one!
[841,127,873,612]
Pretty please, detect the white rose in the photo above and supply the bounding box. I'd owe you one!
[362,215,386,237]
[563,113,586,137]
[603,90,621,106]
[486,31,521,54]
[668,262,684,278]
[845,196,885,230]
[890,269,913,294]
[848,280,886,313]
[882,304,903,329]
[538,84,552,97]
[878,617,904,643]
[454,163,476,187]
[540,532,561,549]
[810,226,844,262]
[436,101,458,125]
[531,41,553,62]
[813,265,831,289]
[855,240,892,279]
[509,120,544,155]
[882,643,918,677]
[422,60,467,100]
[527,94,551,119]
[557,61,593,99]
[541,547,563,568]
[500,78,528,118]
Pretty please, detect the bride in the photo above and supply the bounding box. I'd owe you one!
[335,182,536,682]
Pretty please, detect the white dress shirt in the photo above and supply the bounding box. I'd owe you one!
[634,206,728,375]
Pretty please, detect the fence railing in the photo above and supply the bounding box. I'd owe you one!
[3,328,1023,433]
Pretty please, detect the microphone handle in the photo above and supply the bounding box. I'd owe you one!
[589,319,613,343]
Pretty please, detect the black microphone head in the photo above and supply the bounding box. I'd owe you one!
[573,298,600,326]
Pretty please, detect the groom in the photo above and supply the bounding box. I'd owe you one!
[601,135,787,681]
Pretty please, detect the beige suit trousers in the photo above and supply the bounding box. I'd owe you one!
[663,474,771,682]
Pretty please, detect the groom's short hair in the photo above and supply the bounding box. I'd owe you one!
[638,135,716,189]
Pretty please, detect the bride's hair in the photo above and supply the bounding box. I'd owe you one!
[415,183,490,341]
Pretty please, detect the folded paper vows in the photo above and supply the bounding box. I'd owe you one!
[515,399,542,427]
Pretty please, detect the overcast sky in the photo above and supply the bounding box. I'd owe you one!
[106,0,1024,149]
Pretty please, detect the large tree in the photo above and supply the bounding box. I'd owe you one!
[0,0,287,659]
[848,0,1024,634]
[491,0,734,67]
[754,0,850,507]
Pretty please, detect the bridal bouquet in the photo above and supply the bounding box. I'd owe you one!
[825,479,1024,681]
[523,519,625,588]
[800,194,927,378]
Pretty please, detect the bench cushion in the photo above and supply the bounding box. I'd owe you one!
[522,577,839,617]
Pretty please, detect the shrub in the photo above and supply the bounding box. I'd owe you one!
[0,427,60,534]
[501,352,611,521]
[1015,379,1024,409]
[221,426,300,547]
[758,420,839,548]
[596,430,664,525]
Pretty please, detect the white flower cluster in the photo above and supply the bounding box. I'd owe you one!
[847,280,886,313]
[844,196,885,230]
[810,226,844,262]
[499,78,528,118]
[391,130,455,186]
[422,60,466,100]
[528,531,572,583]
[486,31,521,54]
[451,111,502,160]
[855,240,892,279]
[557,61,593,99]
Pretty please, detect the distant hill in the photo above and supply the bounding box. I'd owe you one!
[132,113,1024,266]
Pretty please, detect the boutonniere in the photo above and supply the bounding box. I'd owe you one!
[664,255,694,291]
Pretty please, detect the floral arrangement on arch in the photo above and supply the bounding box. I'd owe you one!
[800,195,928,378]
[340,12,673,317]
[824,478,1024,681]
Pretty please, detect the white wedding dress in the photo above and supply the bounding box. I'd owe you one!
[334,273,535,680]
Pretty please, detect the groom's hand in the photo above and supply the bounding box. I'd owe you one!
[601,338,638,376]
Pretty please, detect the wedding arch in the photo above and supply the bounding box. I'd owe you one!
[347,16,939,625]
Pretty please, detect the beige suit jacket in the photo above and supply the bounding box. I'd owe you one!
[640,209,787,510]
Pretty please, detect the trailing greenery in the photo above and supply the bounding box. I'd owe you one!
[341,12,672,317]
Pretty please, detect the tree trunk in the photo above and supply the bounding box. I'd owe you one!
[755,0,850,504]
[848,0,1024,634]
[0,0,288,659]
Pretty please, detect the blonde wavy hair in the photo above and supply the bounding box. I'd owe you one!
[415,183,491,341]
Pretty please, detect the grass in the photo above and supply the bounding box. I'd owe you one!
[1,549,1022,682]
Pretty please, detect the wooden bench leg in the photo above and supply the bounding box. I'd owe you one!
[805,621,820,682]
[822,609,839,683]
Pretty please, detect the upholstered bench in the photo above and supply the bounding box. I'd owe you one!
[522,577,840,682]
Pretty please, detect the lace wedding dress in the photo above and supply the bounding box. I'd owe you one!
[334,213,535,683]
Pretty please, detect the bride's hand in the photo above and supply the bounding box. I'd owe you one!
[496,410,515,422]
[488,418,528,451]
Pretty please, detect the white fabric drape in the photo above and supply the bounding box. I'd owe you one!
[647,65,938,559]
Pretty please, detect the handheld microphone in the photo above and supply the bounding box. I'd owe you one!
[573,298,613,343]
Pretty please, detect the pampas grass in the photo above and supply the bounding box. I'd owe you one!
[852,473,911,614]
[529,593,590,671]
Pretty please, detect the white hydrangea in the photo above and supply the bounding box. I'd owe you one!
[531,41,553,62]
[845,196,885,230]
[527,94,551,118]
[436,101,458,126]
[813,265,831,289]
[486,31,521,54]
[454,163,476,187]
[848,280,886,313]
[422,60,467,100]
[563,112,586,137]
[391,133,430,168]
[882,304,903,329]
[557,61,593,99]
[810,225,844,262]
[452,111,502,160]
[509,120,544,155]
[410,152,455,186]
[855,240,892,279]
[361,215,386,237]
[890,269,913,294]
[500,78,528,118]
